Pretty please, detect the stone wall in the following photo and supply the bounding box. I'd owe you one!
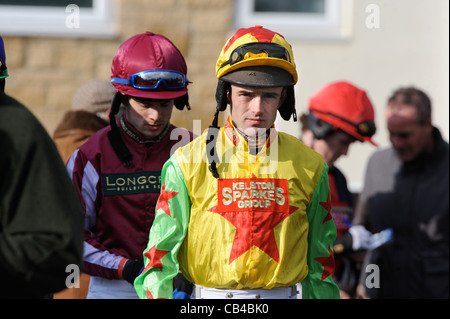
[2,0,233,135]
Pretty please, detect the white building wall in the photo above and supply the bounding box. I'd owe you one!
[275,0,449,192]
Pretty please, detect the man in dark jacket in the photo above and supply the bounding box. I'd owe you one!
[0,35,84,299]
[354,86,449,298]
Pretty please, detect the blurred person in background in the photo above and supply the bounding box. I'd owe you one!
[299,81,377,298]
[354,86,449,298]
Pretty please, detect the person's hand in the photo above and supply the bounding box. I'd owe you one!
[173,272,194,299]
[122,259,144,284]
[349,225,372,251]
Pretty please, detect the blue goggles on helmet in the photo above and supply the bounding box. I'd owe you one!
[111,69,188,90]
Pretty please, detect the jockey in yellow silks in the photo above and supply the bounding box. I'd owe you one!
[134,26,339,299]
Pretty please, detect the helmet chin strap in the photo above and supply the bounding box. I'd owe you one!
[206,80,230,179]
[206,108,221,179]
[174,93,191,110]
[277,86,297,121]
[107,92,133,167]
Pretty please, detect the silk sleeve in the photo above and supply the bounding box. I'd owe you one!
[66,150,127,280]
[302,163,340,299]
[134,155,190,299]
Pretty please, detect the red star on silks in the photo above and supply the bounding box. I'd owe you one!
[156,181,178,217]
[314,246,336,281]
[209,174,298,264]
[210,206,298,263]
[142,245,169,273]
[319,192,333,224]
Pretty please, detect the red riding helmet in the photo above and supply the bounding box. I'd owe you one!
[308,81,377,146]
[111,31,189,103]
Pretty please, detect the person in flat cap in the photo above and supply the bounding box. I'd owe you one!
[53,79,117,164]
[71,79,118,121]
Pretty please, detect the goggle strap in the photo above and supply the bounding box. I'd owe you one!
[220,42,290,70]
[111,77,131,85]
[311,109,374,136]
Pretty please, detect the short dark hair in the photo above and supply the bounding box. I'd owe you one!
[388,87,432,125]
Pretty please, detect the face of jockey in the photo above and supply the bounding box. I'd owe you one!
[125,96,174,140]
[228,84,286,137]
[303,129,356,168]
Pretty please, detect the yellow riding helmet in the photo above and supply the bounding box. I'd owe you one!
[216,25,298,86]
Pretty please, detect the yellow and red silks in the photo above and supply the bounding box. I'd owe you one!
[134,116,339,299]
